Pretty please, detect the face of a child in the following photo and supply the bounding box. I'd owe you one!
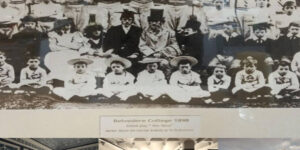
[284,5,296,16]
[244,64,256,74]
[74,63,87,74]
[214,67,225,79]
[27,59,40,69]
[0,54,6,65]
[254,29,266,38]
[111,62,125,75]
[214,0,224,10]
[256,0,268,8]
[179,63,192,74]
[146,63,158,73]
[289,26,300,35]
[24,22,37,30]
[278,65,289,76]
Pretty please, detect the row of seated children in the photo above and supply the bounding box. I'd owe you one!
[1,49,300,103]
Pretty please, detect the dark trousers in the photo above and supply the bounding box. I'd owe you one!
[20,85,50,94]
[234,86,271,100]
[211,89,232,102]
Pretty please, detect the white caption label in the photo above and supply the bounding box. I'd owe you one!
[100,116,201,138]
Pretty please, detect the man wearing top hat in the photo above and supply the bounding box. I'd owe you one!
[167,56,210,103]
[177,17,204,69]
[139,9,181,60]
[135,57,167,100]
[102,56,137,101]
[53,57,98,101]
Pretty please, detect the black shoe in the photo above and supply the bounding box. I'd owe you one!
[69,96,88,103]
[153,94,178,104]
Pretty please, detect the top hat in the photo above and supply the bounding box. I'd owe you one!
[170,56,198,67]
[68,57,94,65]
[148,9,165,22]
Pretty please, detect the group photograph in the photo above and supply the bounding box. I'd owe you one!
[0,0,300,108]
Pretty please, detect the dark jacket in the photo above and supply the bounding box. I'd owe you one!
[103,25,142,58]
[271,35,300,60]
[178,33,203,65]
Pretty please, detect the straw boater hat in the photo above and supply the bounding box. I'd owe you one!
[138,57,162,64]
[170,56,198,67]
[67,57,93,65]
[215,63,227,69]
[242,56,258,65]
[106,56,132,68]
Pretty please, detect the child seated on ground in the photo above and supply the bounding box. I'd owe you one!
[268,58,300,99]
[135,57,168,100]
[232,56,271,100]
[102,56,137,101]
[168,56,211,103]
[0,51,15,91]
[14,56,50,94]
[53,57,98,101]
[207,63,231,103]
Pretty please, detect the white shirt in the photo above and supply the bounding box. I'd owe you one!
[268,70,299,90]
[169,70,201,86]
[65,71,96,90]
[235,70,265,90]
[20,66,47,87]
[103,71,135,89]
[208,74,231,92]
[31,2,64,18]
[135,70,167,86]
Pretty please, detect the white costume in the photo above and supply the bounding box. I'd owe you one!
[53,71,98,100]
[31,2,64,19]
[19,66,48,88]
[268,70,299,95]
[168,70,210,102]
[103,71,137,100]
[135,69,167,100]
[207,74,231,92]
[232,70,265,93]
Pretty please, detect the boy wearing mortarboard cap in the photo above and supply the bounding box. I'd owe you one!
[272,21,300,60]
[268,57,300,99]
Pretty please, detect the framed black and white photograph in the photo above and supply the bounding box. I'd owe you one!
[1,0,300,109]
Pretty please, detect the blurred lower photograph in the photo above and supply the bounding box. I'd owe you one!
[98,138,218,150]
[218,138,300,150]
[0,138,98,150]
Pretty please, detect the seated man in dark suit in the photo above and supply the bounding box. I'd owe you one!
[103,9,143,75]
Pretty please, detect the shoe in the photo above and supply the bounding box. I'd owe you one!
[275,95,284,99]
[204,99,213,104]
